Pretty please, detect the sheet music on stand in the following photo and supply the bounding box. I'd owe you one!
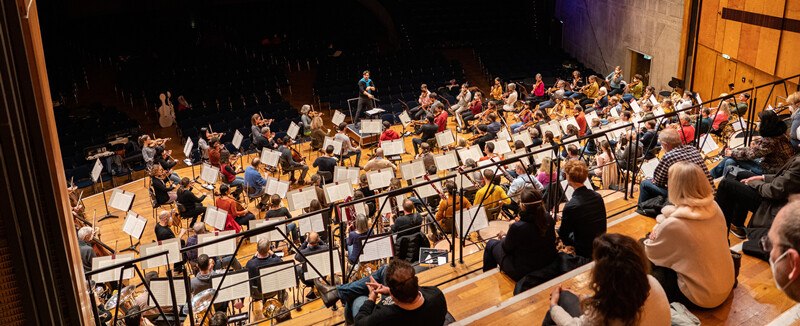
[585,110,599,122]
[287,122,300,140]
[629,99,642,113]
[512,130,533,147]
[653,107,666,117]
[456,206,489,237]
[359,235,394,261]
[333,166,361,185]
[361,119,383,134]
[435,130,455,148]
[304,249,342,279]
[695,93,703,105]
[266,177,290,198]
[198,231,236,257]
[212,270,250,302]
[411,177,439,198]
[530,145,552,164]
[433,151,459,171]
[200,163,220,184]
[610,106,621,118]
[109,189,135,212]
[91,159,104,182]
[323,137,344,155]
[447,172,477,190]
[332,110,346,126]
[510,148,531,166]
[497,127,511,142]
[287,186,319,211]
[487,139,512,155]
[541,121,563,138]
[248,219,283,243]
[148,278,187,307]
[122,211,148,239]
[365,108,386,116]
[457,145,482,165]
[260,148,281,168]
[298,213,326,234]
[399,159,426,180]
[381,138,405,156]
[366,168,394,190]
[232,130,244,149]
[650,95,659,106]
[205,206,229,231]
[140,238,182,269]
[560,117,579,132]
[641,159,660,179]
[560,179,595,201]
[323,181,355,203]
[398,111,411,127]
[183,138,195,158]
[354,202,368,217]
[699,134,719,154]
[259,261,297,293]
[91,254,135,283]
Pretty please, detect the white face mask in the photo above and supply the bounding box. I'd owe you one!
[770,250,792,291]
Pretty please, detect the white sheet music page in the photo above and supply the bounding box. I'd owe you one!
[110,189,135,212]
[266,177,290,197]
[560,179,594,201]
[287,122,300,140]
[367,168,393,190]
[198,231,236,257]
[148,278,187,307]
[512,130,533,147]
[359,236,394,261]
[585,110,599,122]
[457,145,482,165]
[435,130,455,148]
[333,166,361,185]
[122,211,147,239]
[511,148,531,166]
[381,138,405,156]
[456,206,489,236]
[200,163,220,184]
[260,148,281,168]
[323,137,344,155]
[298,213,326,234]
[531,145,552,164]
[91,254,135,283]
[332,110,346,126]
[700,134,719,154]
[433,151,459,171]
[497,127,512,142]
[641,159,660,179]
[232,130,244,149]
[248,220,284,243]
[205,206,229,231]
[398,111,411,127]
[411,177,439,198]
[183,137,195,157]
[304,249,341,279]
[650,95,659,106]
[91,159,104,182]
[212,271,250,302]
[323,182,354,203]
[259,262,297,293]
[488,139,512,155]
[629,99,642,113]
[399,159,426,180]
[560,117,579,132]
[361,119,382,134]
[140,238,182,269]
[541,121,563,138]
[287,186,318,211]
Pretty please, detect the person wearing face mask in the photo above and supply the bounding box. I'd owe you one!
[766,202,800,300]
[786,92,800,150]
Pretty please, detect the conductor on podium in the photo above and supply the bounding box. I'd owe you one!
[356,70,375,123]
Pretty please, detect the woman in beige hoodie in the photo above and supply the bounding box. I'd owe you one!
[645,162,735,308]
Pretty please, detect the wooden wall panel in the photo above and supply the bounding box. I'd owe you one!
[713,55,738,97]
[736,0,761,68]
[694,45,718,100]
[715,0,729,51]
[698,0,721,48]
[776,0,800,78]
[722,0,744,57]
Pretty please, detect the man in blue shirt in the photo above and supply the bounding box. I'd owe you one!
[244,157,269,208]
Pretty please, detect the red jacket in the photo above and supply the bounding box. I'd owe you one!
[435,111,448,132]
[379,129,400,145]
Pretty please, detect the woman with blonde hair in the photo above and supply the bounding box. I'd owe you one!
[537,156,557,187]
[309,115,327,150]
[592,140,619,190]
[644,162,735,308]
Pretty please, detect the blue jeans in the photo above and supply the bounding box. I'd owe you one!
[711,157,762,178]
[336,266,387,321]
[229,176,245,188]
[638,179,668,206]
[510,122,523,131]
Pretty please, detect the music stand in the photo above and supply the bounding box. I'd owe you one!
[92,159,117,221]
[182,137,198,180]
[121,211,147,253]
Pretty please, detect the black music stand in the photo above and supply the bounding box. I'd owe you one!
[92,159,117,222]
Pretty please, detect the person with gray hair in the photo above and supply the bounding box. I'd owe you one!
[503,83,518,112]
[637,128,713,212]
[300,104,313,133]
[676,113,696,145]
[186,222,242,270]
[767,202,800,301]
[77,226,96,272]
[347,214,373,264]
[245,239,284,302]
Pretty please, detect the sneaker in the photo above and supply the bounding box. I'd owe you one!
[305,291,318,300]
[729,224,747,239]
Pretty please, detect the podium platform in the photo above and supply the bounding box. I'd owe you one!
[345,123,380,147]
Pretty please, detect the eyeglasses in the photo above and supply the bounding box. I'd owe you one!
[761,236,795,253]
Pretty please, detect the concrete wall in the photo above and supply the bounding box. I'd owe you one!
[555,0,685,91]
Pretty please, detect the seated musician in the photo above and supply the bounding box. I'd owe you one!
[186,222,242,271]
[209,312,227,326]
[334,122,362,167]
[416,142,436,172]
[510,101,533,133]
[458,91,483,133]
[379,121,400,145]
[154,147,181,184]
[434,181,471,238]
[253,127,275,151]
[310,115,328,151]
[277,136,309,185]
[502,83,519,112]
[530,128,543,147]
[471,102,497,132]
[207,138,222,168]
[250,114,273,143]
[490,77,504,101]
[574,105,587,136]
[479,142,503,161]
[191,254,244,312]
[484,188,557,281]
[244,158,270,208]
[217,184,255,227]
[557,161,607,258]
[391,199,423,238]
[472,124,496,153]
[347,214,372,265]
[313,145,338,184]
[315,259,448,325]
[266,194,301,244]
[294,232,328,299]
[433,104,448,132]
[309,175,329,207]
[155,210,187,243]
[245,239,287,303]
[150,165,176,205]
[473,170,511,212]
[411,115,438,155]
[364,148,397,172]
[138,135,166,170]
[409,84,433,120]
[219,150,244,198]
[451,84,472,127]
[503,162,544,217]
[537,80,566,110]
[177,177,207,226]
[77,226,97,272]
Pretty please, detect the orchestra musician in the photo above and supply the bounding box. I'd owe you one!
[216,184,255,227]
[313,145,338,184]
[154,147,181,184]
[310,114,328,151]
[265,194,301,244]
[138,135,169,170]
[150,165,177,205]
[177,177,207,227]
[68,184,85,220]
[155,210,187,272]
[77,226,98,272]
[334,122,362,167]
[606,66,624,96]
[490,77,504,101]
[363,148,397,172]
[411,116,438,155]
[254,126,276,151]
[450,83,472,120]
[458,91,483,133]
[567,70,584,96]
[245,239,287,304]
[409,84,433,120]
[510,101,534,133]
[355,70,376,122]
[277,136,309,185]
[244,158,270,209]
[526,73,547,103]
[502,83,518,112]
[433,180,472,239]
[251,113,274,142]
[219,150,244,198]
[295,232,328,299]
[378,121,400,145]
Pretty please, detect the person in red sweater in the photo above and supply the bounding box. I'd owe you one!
[677,113,696,145]
[434,104,448,132]
[379,121,400,145]
[574,105,587,137]
[458,92,483,132]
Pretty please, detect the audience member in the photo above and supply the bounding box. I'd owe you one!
[766,202,800,301]
[711,110,794,178]
[558,160,607,258]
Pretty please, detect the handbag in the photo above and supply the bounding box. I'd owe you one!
[637,195,668,218]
